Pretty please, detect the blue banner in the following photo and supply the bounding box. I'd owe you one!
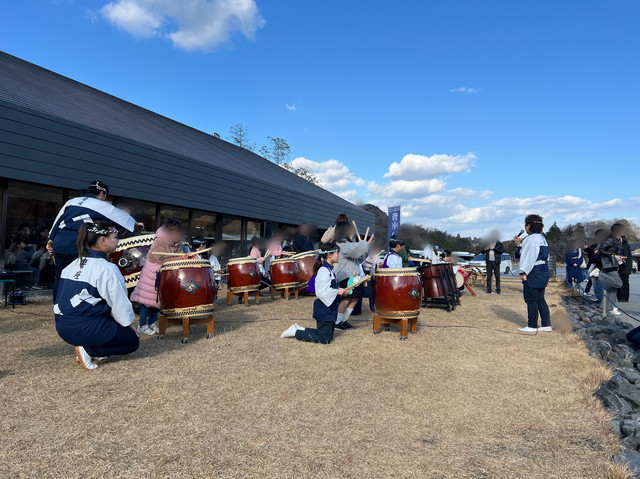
[387,205,401,247]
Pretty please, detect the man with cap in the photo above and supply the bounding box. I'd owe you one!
[381,237,405,269]
[48,180,135,300]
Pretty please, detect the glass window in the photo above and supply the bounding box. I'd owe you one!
[5,181,64,287]
[115,198,156,235]
[245,219,262,243]
[221,215,242,263]
[159,206,189,232]
[6,181,63,248]
[192,210,217,245]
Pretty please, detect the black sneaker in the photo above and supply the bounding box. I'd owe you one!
[496,291,501,295]
[335,323,348,330]
[342,321,355,329]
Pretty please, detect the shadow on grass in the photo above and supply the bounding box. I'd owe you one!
[490,304,527,326]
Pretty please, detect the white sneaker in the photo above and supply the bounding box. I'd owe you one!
[518,326,538,332]
[611,308,622,317]
[538,326,553,332]
[150,322,160,333]
[137,325,155,335]
[75,346,98,370]
[281,324,298,338]
[294,323,306,331]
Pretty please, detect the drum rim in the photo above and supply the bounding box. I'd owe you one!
[227,256,257,265]
[161,303,216,319]
[115,234,156,251]
[160,259,213,270]
[271,258,296,264]
[375,267,419,277]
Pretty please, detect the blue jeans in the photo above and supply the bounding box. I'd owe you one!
[138,304,159,327]
[593,277,604,303]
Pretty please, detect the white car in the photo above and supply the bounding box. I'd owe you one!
[468,253,513,274]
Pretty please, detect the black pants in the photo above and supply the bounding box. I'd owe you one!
[85,323,140,357]
[294,321,335,344]
[523,284,551,328]
[53,253,77,302]
[486,261,501,293]
[618,274,630,302]
[627,326,640,348]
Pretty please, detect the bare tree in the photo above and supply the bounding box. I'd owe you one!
[227,123,255,152]
[258,136,322,186]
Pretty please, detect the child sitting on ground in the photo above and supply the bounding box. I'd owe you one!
[281,243,346,344]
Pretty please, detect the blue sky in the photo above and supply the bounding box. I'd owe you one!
[1,0,639,237]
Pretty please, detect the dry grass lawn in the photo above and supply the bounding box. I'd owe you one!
[0,278,627,478]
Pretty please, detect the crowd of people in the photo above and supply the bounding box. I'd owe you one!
[565,223,635,316]
[19,179,635,371]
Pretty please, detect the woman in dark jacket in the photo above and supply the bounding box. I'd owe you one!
[618,235,633,302]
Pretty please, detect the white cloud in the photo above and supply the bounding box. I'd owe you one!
[101,0,162,37]
[384,153,476,179]
[289,157,365,199]
[285,103,297,112]
[369,179,446,198]
[449,87,480,94]
[100,0,265,51]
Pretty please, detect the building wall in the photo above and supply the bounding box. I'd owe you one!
[0,100,374,230]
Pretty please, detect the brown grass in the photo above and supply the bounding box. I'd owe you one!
[0,281,624,479]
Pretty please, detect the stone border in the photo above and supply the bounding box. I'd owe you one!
[565,295,640,475]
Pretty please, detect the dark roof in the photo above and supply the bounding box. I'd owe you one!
[0,51,373,228]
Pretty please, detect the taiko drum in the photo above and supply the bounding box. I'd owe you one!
[270,258,299,288]
[227,257,261,292]
[418,265,446,299]
[292,251,317,288]
[159,259,216,319]
[108,234,155,288]
[373,268,422,319]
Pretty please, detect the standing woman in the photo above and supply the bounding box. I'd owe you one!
[334,223,373,330]
[54,221,139,370]
[513,214,552,332]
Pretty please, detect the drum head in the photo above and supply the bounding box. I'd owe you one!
[455,272,464,288]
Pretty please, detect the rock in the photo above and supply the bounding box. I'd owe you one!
[613,330,630,342]
[611,418,623,437]
[622,420,640,437]
[618,368,640,384]
[596,386,634,416]
[613,449,640,475]
[608,376,640,409]
[587,340,613,360]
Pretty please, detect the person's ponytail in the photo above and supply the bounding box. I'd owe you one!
[77,224,89,264]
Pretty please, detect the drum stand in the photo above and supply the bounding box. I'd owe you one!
[157,314,215,344]
[372,313,418,341]
[271,285,299,301]
[226,289,260,306]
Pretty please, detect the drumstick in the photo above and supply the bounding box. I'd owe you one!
[344,274,371,292]
[408,257,432,263]
[352,220,361,241]
[363,227,370,241]
[152,247,213,257]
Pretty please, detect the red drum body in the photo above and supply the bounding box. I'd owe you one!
[418,265,447,299]
[293,251,317,288]
[270,258,299,288]
[373,268,422,318]
[227,257,261,292]
[108,234,155,288]
[159,259,216,319]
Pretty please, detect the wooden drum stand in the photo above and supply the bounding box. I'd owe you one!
[373,313,418,341]
[270,285,299,301]
[158,312,215,344]
[227,288,260,306]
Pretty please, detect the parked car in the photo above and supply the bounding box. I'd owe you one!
[468,253,513,274]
